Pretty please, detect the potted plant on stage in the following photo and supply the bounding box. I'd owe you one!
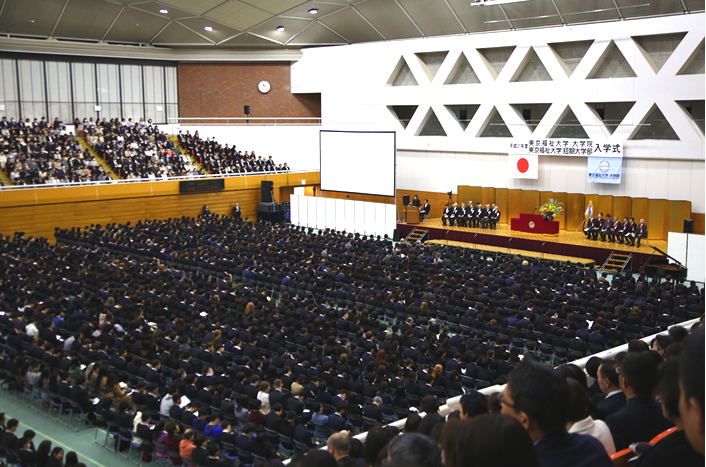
[540,199,564,222]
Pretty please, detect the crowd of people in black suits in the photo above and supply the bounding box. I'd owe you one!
[442,202,500,229]
[0,117,110,186]
[584,213,649,247]
[177,130,290,175]
[0,213,703,467]
[84,118,202,179]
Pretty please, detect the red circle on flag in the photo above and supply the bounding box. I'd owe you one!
[517,158,530,173]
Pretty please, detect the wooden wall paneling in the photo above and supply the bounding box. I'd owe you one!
[396,189,452,221]
[508,189,524,220]
[277,186,295,204]
[647,199,669,240]
[520,190,540,215]
[632,198,650,227]
[457,186,471,205]
[612,197,633,223]
[692,213,705,235]
[481,187,496,207]
[596,195,614,219]
[495,188,509,224]
[668,201,692,234]
[468,186,483,205]
[566,193,586,231]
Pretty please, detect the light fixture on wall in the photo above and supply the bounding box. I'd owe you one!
[277,26,285,32]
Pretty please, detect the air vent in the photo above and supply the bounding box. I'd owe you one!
[631,104,679,140]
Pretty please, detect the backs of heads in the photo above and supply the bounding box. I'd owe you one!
[679,326,704,412]
[440,415,540,467]
[388,433,441,467]
[459,391,488,419]
[619,352,659,397]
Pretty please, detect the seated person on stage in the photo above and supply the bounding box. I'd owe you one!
[490,205,501,230]
[589,213,604,240]
[449,202,457,226]
[599,214,613,242]
[618,217,630,244]
[624,217,637,246]
[480,204,491,228]
[609,216,622,244]
[583,214,595,239]
[465,201,473,227]
[421,199,431,221]
[442,204,451,226]
[473,203,483,228]
[232,203,241,220]
[410,195,421,208]
[636,219,648,247]
[457,202,467,227]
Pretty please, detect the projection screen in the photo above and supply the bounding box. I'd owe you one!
[320,130,396,197]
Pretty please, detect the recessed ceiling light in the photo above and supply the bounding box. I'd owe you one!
[159,8,168,13]
[29,20,35,23]
[309,8,318,14]
[276,26,285,31]
[204,26,213,31]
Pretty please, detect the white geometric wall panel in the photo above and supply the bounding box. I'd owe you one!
[292,14,705,211]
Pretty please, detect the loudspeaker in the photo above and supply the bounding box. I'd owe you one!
[244,105,251,115]
[402,195,410,206]
[261,180,274,203]
[393,229,402,242]
[684,219,694,233]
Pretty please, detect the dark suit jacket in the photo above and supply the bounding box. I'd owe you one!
[605,396,674,451]
[363,403,382,422]
[534,430,613,467]
[593,391,626,420]
[337,456,365,467]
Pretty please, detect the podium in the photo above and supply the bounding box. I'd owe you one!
[510,213,559,235]
[405,207,421,224]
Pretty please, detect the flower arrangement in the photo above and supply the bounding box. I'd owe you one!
[539,198,564,219]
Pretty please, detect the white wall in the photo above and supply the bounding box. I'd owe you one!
[289,13,705,211]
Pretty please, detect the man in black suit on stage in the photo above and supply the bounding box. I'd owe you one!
[421,199,431,221]
[609,216,622,243]
[442,204,451,226]
[635,219,648,247]
[448,202,457,226]
[456,202,467,227]
[480,204,490,228]
[490,205,501,230]
[465,201,473,227]
[599,214,613,242]
[589,212,604,240]
[624,217,637,246]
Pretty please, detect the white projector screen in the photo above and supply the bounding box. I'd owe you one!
[320,130,396,197]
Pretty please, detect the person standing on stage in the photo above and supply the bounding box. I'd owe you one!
[410,195,421,208]
[442,204,451,226]
[599,214,613,242]
[636,219,648,247]
[609,216,622,243]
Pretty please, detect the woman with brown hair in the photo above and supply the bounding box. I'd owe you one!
[374,350,387,369]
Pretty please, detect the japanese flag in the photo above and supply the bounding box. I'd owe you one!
[508,154,538,179]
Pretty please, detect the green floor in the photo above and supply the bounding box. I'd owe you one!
[0,391,137,467]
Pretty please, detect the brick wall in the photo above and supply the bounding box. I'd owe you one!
[177,62,321,119]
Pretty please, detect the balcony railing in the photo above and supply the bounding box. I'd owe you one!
[167,117,321,126]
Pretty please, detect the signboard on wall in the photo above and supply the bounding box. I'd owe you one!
[587,155,623,184]
[508,139,624,157]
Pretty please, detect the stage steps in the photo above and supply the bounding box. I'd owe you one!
[601,252,632,274]
[405,227,428,243]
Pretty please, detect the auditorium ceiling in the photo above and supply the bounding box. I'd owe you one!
[0,0,702,50]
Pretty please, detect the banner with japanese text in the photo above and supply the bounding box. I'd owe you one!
[587,155,623,184]
[508,138,623,157]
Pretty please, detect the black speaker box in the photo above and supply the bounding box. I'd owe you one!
[244,105,251,115]
[684,219,694,233]
[402,195,410,206]
[393,229,402,242]
[261,180,274,203]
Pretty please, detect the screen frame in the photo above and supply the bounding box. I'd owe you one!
[319,130,396,198]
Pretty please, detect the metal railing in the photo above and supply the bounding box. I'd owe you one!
[0,169,318,191]
[167,117,321,126]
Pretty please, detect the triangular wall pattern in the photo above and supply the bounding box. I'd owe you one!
[479,107,512,137]
[478,46,516,79]
[511,103,551,133]
[445,105,480,130]
[513,47,552,82]
[550,106,589,139]
[389,57,418,86]
[633,32,686,72]
[586,102,636,135]
[678,41,705,75]
[415,51,448,82]
[388,105,419,129]
[446,53,480,84]
[631,104,679,140]
[676,100,705,134]
[588,41,637,79]
[548,40,594,77]
[418,108,447,136]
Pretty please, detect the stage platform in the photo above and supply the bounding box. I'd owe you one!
[398,219,668,271]
[427,239,596,267]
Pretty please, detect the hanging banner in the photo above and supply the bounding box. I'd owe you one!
[587,155,623,184]
[508,138,623,157]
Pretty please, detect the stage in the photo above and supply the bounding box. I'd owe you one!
[397,219,668,271]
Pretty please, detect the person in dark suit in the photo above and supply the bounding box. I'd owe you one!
[590,213,604,240]
[327,403,350,432]
[635,219,648,247]
[605,353,673,451]
[599,214,613,242]
[232,203,241,220]
[265,403,283,432]
[489,206,501,229]
[624,217,637,246]
[592,360,626,420]
[202,205,211,217]
[326,432,364,467]
[480,204,491,228]
[363,396,383,423]
[421,200,431,221]
[609,217,622,243]
[456,202,467,228]
[442,204,451,226]
[410,195,421,208]
[618,217,630,244]
[500,361,613,467]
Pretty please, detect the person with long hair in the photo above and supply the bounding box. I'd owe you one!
[440,415,540,467]
[46,447,63,467]
[63,451,79,467]
[164,421,182,465]
[374,350,387,369]
[35,440,52,467]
